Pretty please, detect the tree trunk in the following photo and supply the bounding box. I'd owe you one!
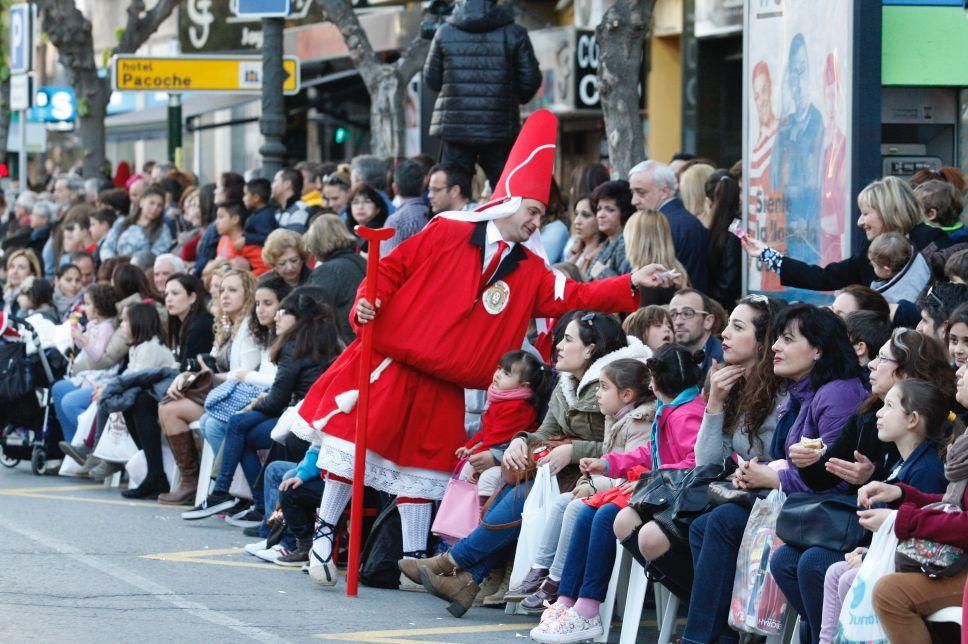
[317,0,429,159]
[36,0,179,179]
[596,0,653,180]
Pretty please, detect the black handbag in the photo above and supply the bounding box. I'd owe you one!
[775,493,866,553]
[630,463,731,541]
[707,480,771,510]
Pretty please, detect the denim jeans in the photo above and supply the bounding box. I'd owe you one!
[52,380,93,443]
[533,492,573,576]
[557,502,622,602]
[213,410,276,510]
[261,462,296,549]
[770,544,844,644]
[450,481,533,583]
[682,502,751,644]
[198,413,228,454]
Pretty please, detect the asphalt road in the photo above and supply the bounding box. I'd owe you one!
[0,464,664,644]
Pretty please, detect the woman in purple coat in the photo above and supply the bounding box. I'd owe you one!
[681,304,867,644]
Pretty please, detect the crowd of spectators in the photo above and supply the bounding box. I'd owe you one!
[2,153,968,644]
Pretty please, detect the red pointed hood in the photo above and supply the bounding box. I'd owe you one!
[477,109,558,211]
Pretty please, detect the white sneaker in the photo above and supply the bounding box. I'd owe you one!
[244,540,268,556]
[253,544,286,564]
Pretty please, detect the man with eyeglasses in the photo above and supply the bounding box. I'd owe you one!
[669,288,723,376]
[427,163,476,215]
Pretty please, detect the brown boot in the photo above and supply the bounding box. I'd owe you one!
[398,551,458,585]
[419,565,480,618]
[158,432,199,505]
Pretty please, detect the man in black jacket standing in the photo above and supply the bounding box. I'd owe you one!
[423,0,541,189]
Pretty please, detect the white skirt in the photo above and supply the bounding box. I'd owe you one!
[316,434,450,500]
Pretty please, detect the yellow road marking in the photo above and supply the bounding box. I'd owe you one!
[0,489,184,509]
[314,623,528,644]
[142,547,302,572]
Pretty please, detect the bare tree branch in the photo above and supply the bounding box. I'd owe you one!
[117,0,181,55]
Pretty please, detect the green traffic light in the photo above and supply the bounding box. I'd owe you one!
[335,127,348,144]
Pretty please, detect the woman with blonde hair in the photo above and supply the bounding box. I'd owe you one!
[743,175,947,293]
[260,228,310,288]
[3,248,43,317]
[678,163,716,226]
[624,210,688,305]
[305,214,365,342]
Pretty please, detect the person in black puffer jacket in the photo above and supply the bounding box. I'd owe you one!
[423,0,541,188]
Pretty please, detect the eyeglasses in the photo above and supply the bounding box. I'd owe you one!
[926,285,944,308]
[669,308,709,320]
[873,352,898,364]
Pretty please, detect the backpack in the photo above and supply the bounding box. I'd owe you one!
[359,500,403,589]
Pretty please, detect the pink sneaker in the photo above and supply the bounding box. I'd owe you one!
[538,601,569,624]
[530,606,603,643]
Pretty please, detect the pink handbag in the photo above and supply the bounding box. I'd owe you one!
[431,460,482,545]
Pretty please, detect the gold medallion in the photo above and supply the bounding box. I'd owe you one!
[482,280,510,315]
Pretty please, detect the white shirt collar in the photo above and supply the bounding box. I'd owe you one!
[485,220,516,250]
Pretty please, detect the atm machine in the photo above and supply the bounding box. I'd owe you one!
[881,87,957,179]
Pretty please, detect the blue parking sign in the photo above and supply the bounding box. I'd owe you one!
[236,0,290,17]
[9,3,33,75]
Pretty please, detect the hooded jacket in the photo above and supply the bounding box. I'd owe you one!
[423,0,541,144]
[523,336,652,462]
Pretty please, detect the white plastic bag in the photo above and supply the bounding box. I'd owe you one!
[72,401,98,448]
[729,489,790,636]
[834,511,898,644]
[92,413,138,463]
[126,444,178,489]
[508,464,560,589]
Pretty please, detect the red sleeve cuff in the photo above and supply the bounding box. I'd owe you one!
[894,502,918,540]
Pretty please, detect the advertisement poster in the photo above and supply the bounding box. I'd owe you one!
[744,0,852,298]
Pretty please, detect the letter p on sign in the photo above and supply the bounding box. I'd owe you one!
[9,3,33,75]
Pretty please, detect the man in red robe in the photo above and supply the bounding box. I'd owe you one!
[296,109,673,586]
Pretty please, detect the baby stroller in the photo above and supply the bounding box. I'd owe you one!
[0,316,70,475]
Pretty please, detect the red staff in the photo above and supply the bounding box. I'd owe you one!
[346,225,394,597]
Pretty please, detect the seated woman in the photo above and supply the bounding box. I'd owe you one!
[258,229,311,288]
[111,274,214,498]
[56,283,121,463]
[304,214,366,344]
[612,295,786,603]
[399,313,630,616]
[530,347,703,642]
[781,330,954,644]
[858,378,968,644]
[99,185,173,260]
[140,269,259,500]
[158,277,291,504]
[182,289,341,521]
[681,304,868,644]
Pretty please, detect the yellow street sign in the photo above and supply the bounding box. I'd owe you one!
[111,55,300,95]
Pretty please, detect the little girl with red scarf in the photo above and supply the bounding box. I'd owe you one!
[457,350,552,496]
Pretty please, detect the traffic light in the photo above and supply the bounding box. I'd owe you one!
[334,127,348,144]
[0,163,8,178]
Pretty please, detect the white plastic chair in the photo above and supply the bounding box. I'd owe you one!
[926,606,962,627]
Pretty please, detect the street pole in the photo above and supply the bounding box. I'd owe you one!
[18,110,27,189]
[259,17,286,179]
[168,93,182,166]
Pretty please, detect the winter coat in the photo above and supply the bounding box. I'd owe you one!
[99,366,179,413]
[100,218,173,259]
[242,205,279,246]
[251,339,330,417]
[872,251,931,304]
[777,376,868,494]
[307,248,366,343]
[523,337,652,463]
[423,0,541,144]
[127,336,176,372]
[590,234,631,280]
[779,223,947,292]
[659,197,710,294]
[894,483,968,549]
[602,396,705,477]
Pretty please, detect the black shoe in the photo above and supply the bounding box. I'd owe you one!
[181,491,241,520]
[226,507,264,528]
[121,475,170,500]
[242,525,263,538]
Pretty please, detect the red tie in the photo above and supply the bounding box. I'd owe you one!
[479,241,508,293]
